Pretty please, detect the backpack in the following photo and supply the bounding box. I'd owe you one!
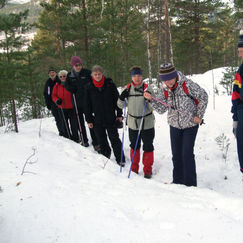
[164,81,199,106]
[125,82,148,96]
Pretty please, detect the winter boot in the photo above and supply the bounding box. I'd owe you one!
[130,148,140,173]
[93,144,101,152]
[142,151,154,179]
[144,172,152,179]
[81,141,89,147]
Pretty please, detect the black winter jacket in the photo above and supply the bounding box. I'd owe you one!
[65,68,92,110]
[84,78,123,127]
[43,76,60,110]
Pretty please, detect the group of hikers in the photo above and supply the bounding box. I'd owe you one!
[43,31,243,186]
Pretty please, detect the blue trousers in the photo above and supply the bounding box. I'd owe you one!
[170,125,199,187]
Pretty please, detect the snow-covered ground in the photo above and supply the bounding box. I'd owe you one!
[1,68,243,243]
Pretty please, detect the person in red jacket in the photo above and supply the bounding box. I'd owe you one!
[52,70,79,142]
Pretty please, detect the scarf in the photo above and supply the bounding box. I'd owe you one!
[92,76,105,88]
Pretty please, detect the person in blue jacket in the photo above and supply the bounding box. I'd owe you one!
[231,30,243,178]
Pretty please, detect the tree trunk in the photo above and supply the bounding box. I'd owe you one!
[147,0,152,83]
[82,0,89,64]
[157,0,162,84]
[0,105,4,126]
[11,95,18,133]
[164,0,173,64]
[194,0,200,73]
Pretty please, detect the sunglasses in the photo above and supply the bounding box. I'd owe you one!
[59,75,66,78]
[74,64,82,67]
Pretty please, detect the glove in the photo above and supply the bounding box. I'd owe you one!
[119,89,129,101]
[233,121,238,138]
[56,98,62,106]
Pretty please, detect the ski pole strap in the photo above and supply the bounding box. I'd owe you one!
[152,96,190,115]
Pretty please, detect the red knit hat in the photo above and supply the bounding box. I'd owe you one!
[70,56,82,67]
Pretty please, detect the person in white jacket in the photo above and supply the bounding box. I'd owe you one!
[117,66,155,179]
[144,63,208,186]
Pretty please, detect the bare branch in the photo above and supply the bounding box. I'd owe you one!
[103,158,109,169]
[21,147,37,176]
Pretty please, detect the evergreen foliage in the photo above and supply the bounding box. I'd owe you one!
[0,10,31,132]
[220,66,237,95]
[0,0,242,130]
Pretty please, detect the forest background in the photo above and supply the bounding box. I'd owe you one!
[0,0,242,132]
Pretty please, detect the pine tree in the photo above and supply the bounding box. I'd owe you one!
[33,0,147,86]
[0,10,31,132]
[220,66,237,95]
[0,0,6,9]
[171,0,224,74]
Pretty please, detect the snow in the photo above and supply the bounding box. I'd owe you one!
[8,0,30,4]
[1,67,243,243]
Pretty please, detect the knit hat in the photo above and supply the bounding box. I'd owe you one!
[159,63,177,81]
[238,30,243,48]
[130,66,142,76]
[70,56,82,67]
[48,67,56,73]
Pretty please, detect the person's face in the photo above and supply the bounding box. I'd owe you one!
[92,71,103,82]
[238,48,243,59]
[59,73,67,82]
[131,74,143,85]
[49,71,56,80]
[164,78,177,88]
[73,63,82,72]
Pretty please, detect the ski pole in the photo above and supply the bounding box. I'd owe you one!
[136,87,204,125]
[151,96,204,125]
[128,100,148,178]
[134,87,190,116]
[72,94,85,145]
[120,99,127,173]
[60,106,71,139]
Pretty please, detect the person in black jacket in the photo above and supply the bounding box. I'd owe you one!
[65,56,99,150]
[84,65,125,166]
[43,67,64,136]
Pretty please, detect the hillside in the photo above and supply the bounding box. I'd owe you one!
[1,68,243,243]
[0,0,41,25]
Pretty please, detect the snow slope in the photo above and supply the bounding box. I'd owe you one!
[0,68,243,243]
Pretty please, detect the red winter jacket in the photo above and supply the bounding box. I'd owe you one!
[52,82,73,109]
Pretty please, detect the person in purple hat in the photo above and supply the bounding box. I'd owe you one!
[65,56,99,151]
[145,63,208,186]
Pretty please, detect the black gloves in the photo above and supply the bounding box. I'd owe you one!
[119,89,129,101]
[56,98,62,106]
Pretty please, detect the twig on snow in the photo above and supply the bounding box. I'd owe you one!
[21,147,38,176]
